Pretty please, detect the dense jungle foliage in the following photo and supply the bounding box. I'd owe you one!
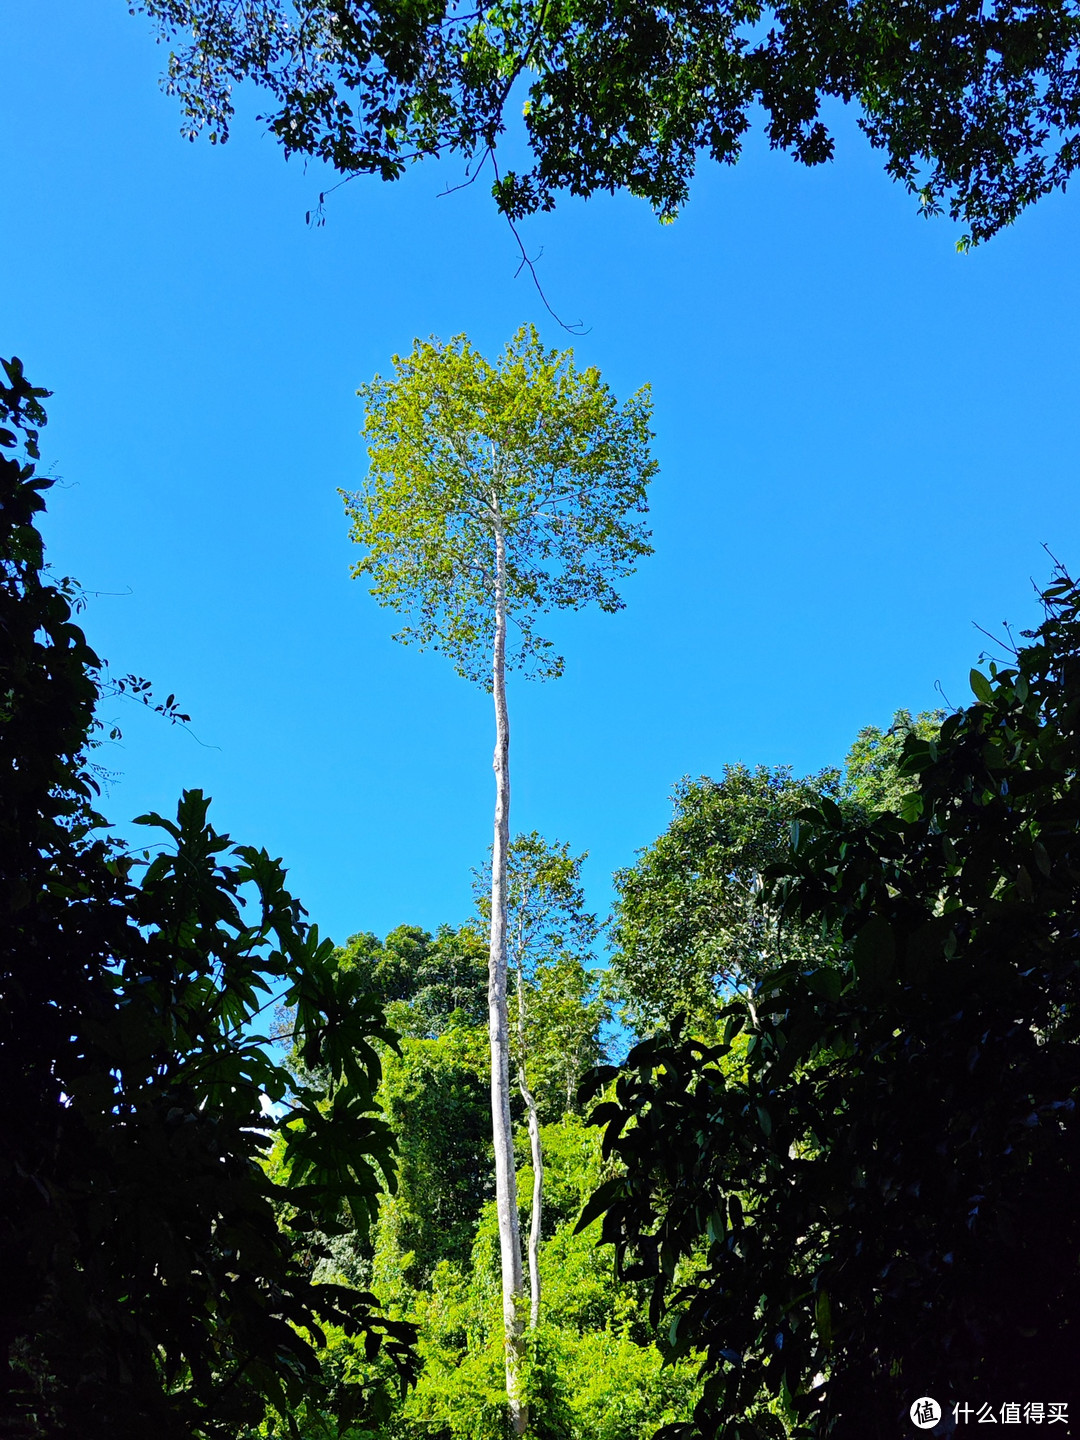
[4,352,1078,1440]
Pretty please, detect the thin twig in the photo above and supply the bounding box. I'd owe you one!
[97,681,221,749]
[490,155,588,334]
[972,619,1019,660]
[439,145,494,197]
[934,677,956,710]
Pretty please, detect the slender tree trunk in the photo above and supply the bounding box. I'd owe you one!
[489,510,528,1436]
[516,968,543,1329]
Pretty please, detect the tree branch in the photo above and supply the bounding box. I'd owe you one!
[490,153,589,337]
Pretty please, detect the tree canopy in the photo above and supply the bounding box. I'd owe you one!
[344,324,655,685]
[611,765,841,1035]
[136,0,1080,243]
[610,720,945,1037]
[329,922,491,1038]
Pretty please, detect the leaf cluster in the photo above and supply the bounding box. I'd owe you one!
[842,708,945,817]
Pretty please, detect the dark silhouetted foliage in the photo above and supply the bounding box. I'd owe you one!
[136,0,1080,244]
[583,571,1080,1437]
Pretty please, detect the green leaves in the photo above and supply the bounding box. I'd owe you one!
[969,666,995,703]
[610,764,843,1033]
[573,1175,627,1234]
[804,967,841,1002]
[343,324,656,687]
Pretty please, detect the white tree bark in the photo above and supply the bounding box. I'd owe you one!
[516,968,543,1330]
[489,507,528,1436]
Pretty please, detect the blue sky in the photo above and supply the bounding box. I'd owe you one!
[4,3,1079,951]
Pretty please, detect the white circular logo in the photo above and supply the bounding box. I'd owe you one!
[910,1398,941,1429]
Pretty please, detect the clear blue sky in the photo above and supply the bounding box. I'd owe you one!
[4,3,1079,950]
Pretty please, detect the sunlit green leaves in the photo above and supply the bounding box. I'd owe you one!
[610,765,841,1035]
[343,323,655,686]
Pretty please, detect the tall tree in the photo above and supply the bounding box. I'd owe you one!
[343,325,655,1432]
[474,832,603,1329]
[135,0,1080,245]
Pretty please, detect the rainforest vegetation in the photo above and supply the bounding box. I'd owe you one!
[5,5,1080,1434]
[7,341,1080,1438]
